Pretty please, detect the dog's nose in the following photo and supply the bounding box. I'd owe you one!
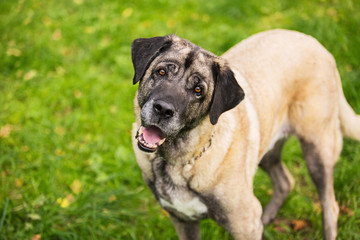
[153,100,175,119]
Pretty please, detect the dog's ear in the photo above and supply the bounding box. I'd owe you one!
[131,36,172,85]
[209,63,245,125]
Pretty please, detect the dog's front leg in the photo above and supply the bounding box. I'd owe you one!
[224,197,263,240]
[170,215,201,240]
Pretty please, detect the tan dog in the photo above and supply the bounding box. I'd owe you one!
[131,29,360,240]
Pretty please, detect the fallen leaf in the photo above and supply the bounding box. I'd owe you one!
[66,194,74,202]
[0,124,12,138]
[24,70,37,81]
[274,225,286,233]
[161,208,169,217]
[291,219,308,231]
[6,48,22,56]
[15,178,23,188]
[52,29,62,41]
[42,17,52,27]
[57,194,73,208]
[84,26,95,34]
[266,189,273,196]
[70,179,82,195]
[31,234,41,240]
[340,205,354,217]
[313,201,322,214]
[73,90,82,99]
[108,195,117,203]
[109,105,117,113]
[122,8,133,18]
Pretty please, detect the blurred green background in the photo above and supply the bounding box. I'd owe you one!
[1,0,359,239]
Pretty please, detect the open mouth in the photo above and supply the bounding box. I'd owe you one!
[136,126,166,152]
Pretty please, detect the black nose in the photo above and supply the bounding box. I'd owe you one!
[153,100,175,119]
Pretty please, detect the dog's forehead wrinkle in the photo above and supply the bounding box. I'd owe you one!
[197,52,207,64]
[179,47,192,55]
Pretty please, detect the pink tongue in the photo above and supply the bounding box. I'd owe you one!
[143,126,164,144]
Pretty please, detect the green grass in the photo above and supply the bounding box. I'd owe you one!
[1,0,359,239]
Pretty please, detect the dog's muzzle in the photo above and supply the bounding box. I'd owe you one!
[136,99,178,152]
[136,126,166,152]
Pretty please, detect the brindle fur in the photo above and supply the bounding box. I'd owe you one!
[131,29,360,240]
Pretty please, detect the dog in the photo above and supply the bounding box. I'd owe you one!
[131,29,360,240]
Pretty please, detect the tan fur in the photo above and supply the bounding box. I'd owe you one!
[132,29,360,240]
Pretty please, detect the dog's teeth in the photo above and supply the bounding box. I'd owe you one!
[137,127,164,151]
[158,138,166,146]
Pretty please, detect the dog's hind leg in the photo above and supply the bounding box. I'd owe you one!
[259,138,295,225]
[299,128,342,240]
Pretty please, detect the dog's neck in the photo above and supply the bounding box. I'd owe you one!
[182,132,214,166]
[157,117,214,165]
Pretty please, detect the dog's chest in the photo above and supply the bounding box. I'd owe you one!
[159,195,208,221]
[151,159,208,220]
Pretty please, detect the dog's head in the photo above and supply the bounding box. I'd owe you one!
[132,35,244,152]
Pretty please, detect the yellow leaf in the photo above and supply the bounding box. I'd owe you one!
[109,105,117,113]
[84,26,95,34]
[57,198,69,208]
[70,179,82,195]
[313,201,321,214]
[122,8,133,18]
[6,48,22,57]
[161,208,169,217]
[42,17,52,27]
[15,178,23,188]
[57,194,74,208]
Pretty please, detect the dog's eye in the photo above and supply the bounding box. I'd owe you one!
[194,86,202,96]
[158,69,166,76]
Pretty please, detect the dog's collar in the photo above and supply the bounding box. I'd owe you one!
[183,133,214,166]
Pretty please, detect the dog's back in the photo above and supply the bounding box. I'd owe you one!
[223,29,360,152]
[223,29,360,239]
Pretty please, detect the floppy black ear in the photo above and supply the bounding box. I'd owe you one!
[131,36,172,85]
[209,64,245,125]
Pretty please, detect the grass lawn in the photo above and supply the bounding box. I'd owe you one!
[1,0,359,239]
